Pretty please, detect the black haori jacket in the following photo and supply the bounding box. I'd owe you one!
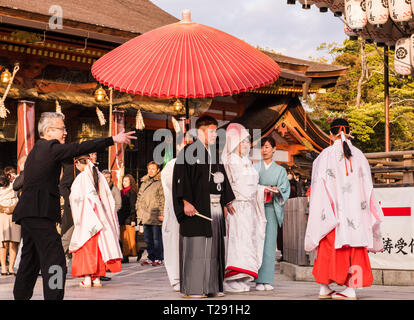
[172,140,235,237]
[13,137,114,224]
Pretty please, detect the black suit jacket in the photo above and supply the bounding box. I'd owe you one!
[13,137,114,224]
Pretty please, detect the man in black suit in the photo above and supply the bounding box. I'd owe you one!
[12,112,136,300]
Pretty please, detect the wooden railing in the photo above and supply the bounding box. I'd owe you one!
[364,150,414,188]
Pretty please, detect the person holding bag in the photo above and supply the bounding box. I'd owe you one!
[118,174,138,263]
[0,174,20,275]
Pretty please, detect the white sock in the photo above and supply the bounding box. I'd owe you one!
[93,277,101,285]
[319,284,332,295]
[239,280,250,291]
[340,287,356,298]
[84,276,92,285]
[264,284,274,290]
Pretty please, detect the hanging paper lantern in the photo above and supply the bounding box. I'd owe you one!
[330,0,345,16]
[366,0,390,27]
[394,37,412,76]
[345,23,359,40]
[345,0,368,32]
[411,33,414,73]
[315,0,333,12]
[389,0,412,24]
[299,0,316,9]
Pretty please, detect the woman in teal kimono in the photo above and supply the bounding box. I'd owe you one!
[253,136,290,290]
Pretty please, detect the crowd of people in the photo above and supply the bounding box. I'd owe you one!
[3,112,383,301]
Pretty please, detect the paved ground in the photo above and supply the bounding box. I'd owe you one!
[0,256,413,300]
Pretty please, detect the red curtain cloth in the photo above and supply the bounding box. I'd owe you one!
[72,233,121,280]
[312,229,373,288]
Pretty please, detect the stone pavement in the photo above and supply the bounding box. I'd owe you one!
[0,257,413,300]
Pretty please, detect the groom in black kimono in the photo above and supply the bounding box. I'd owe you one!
[172,115,235,298]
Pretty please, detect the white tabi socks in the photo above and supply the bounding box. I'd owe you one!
[319,284,332,296]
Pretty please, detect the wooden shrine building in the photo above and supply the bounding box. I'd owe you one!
[0,0,347,185]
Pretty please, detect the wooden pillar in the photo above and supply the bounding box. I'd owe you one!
[403,155,414,184]
[109,109,125,189]
[17,100,35,173]
[384,46,390,153]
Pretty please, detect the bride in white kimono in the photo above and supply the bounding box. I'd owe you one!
[222,123,267,293]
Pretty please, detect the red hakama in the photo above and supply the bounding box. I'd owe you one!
[312,229,373,288]
[71,233,121,280]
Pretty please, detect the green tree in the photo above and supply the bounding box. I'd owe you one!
[308,39,414,152]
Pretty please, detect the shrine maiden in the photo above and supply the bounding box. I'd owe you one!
[305,118,383,300]
[69,155,122,288]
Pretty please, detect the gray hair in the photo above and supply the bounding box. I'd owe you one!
[38,112,65,137]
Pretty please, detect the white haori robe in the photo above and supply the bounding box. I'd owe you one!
[223,152,267,281]
[161,158,180,287]
[69,161,122,263]
[305,139,384,253]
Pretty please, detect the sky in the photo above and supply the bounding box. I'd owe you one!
[151,0,347,61]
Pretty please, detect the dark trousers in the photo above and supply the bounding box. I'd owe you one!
[144,225,163,261]
[13,217,67,300]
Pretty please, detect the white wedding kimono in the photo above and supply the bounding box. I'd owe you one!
[161,158,180,287]
[305,139,384,253]
[222,124,267,282]
[69,161,122,263]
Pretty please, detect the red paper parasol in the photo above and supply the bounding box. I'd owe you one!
[91,10,281,98]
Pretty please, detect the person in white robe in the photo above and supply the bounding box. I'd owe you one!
[69,156,122,288]
[161,158,180,292]
[221,123,267,293]
[305,118,383,300]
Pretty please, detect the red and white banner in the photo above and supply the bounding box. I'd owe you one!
[17,100,35,173]
[369,187,414,270]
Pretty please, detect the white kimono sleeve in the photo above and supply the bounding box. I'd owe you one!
[304,158,339,252]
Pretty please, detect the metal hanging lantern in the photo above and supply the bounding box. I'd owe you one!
[0,69,11,84]
[366,0,390,28]
[94,87,107,102]
[173,99,184,112]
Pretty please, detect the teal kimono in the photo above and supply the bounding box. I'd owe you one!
[253,161,290,284]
